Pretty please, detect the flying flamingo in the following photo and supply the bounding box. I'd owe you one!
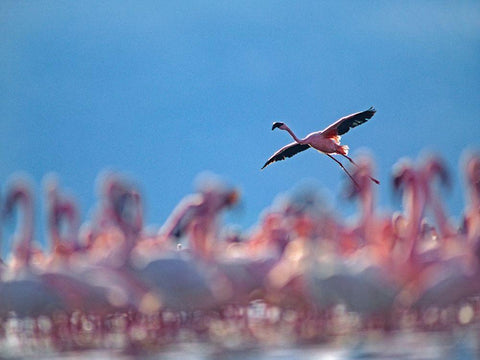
[261,107,380,185]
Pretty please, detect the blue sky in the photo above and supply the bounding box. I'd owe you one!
[1,1,479,248]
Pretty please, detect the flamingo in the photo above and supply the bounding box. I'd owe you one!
[82,172,145,267]
[78,173,157,313]
[0,178,66,318]
[261,107,380,185]
[392,160,426,267]
[461,153,480,241]
[342,155,392,256]
[305,168,398,319]
[390,160,479,322]
[406,157,480,316]
[159,175,239,259]
[419,156,456,242]
[36,177,119,315]
[41,175,81,271]
[139,176,240,311]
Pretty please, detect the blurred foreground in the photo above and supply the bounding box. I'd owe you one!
[0,152,479,358]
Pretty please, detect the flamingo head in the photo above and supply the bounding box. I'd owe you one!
[392,160,416,193]
[424,156,450,188]
[224,189,240,208]
[101,172,143,234]
[2,180,32,219]
[272,122,285,130]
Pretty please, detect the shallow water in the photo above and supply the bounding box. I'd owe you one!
[5,329,478,360]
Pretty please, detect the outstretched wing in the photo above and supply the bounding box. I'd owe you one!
[261,142,310,169]
[321,107,376,138]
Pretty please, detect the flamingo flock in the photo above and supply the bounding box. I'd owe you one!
[0,152,479,353]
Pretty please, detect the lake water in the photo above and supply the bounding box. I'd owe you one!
[3,329,477,360]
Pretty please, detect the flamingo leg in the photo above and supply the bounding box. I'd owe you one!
[340,154,380,185]
[325,154,359,188]
[341,153,357,165]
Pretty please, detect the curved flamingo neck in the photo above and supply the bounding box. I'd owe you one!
[360,183,374,218]
[8,187,34,265]
[110,185,143,262]
[423,173,454,239]
[464,168,480,239]
[49,199,79,254]
[401,172,425,263]
[47,191,61,251]
[282,125,304,144]
[360,184,375,238]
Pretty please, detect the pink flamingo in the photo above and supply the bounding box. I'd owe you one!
[392,160,426,267]
[419,156,456,242]
[461,153,480,241]
[407,157,480,313]
[138,176,240,311]
[82,172,144,267]
[37,177,117,315]
[247,212,291,258]
[159,176,239,259]
[342,155,393,258]
[0,178,66,318]
[78,173,156,313]
[262,107,380,185]
[41,176,81,270]
[390,159,480,318]
[305,185,398,321]
[386,161,433,307]
[298,161,404,323]
[135,254,218,312]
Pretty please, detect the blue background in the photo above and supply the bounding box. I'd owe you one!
[1,1,479,249]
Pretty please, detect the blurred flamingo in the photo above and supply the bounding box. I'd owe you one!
[461,153,480,241]
[0,178,65,318]
[138,176,241,312]
[78,173,156,313]
[392,160,427,267]
[342,155,394,259]
[306,198,397,323]
[407,157,480,315]
[41,175,81,270]
[420,156,456,243]
[37,177,117,316]
[159,176,239,260]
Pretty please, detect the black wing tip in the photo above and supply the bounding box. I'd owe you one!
[261,160,272,169]
[362,106,376,120]
[262,143,310,170]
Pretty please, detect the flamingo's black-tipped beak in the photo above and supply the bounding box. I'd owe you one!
[272,122,284,130]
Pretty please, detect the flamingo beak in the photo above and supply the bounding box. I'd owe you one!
[272,122,284,130]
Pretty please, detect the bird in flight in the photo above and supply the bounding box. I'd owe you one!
[261,107,380,185]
